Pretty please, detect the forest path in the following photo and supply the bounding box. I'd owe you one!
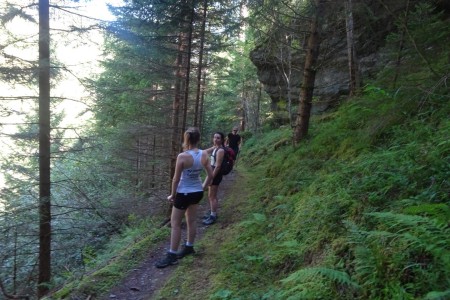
[101,171,237,300]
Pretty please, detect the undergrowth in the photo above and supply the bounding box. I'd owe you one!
[158,65,449,298]
[51,3,449,299]
[46,216,169,299]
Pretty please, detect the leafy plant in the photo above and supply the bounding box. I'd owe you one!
[278,267,360,299]
[347,212,450,299]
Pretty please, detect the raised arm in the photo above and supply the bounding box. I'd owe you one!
[203,146,215,155]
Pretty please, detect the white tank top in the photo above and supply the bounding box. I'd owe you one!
[177,149,203,193]
[211,147,219,167]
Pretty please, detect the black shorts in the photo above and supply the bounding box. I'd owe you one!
[174,191,204,210]
[211,167,223,186]
[231,146,239,156]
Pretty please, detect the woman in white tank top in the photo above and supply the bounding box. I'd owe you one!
[202,131,225,225]
[156,127,213,268]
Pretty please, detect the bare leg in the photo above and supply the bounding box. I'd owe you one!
[185,204,198,244]
[170,207,185,252]
[208,185,219,214]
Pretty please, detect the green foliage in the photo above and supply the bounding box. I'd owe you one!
[403,203,450,225]
[202,39,271,137]
[377,3,450,90]
[347,211,449,299]
[278,267,360,299]
[239,130,253,141]
[50,219,169,299]
[424,290,450,300]
[164,3,450,297]
[3,0,449,298]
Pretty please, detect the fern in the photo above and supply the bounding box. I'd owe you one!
[278,267,360,299]
[424,289,450,300]
[283,267,360,289]
[347,212,450,298]
[366,212,449,259]
[403,203,450,225]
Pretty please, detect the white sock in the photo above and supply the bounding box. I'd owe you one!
[186,242,193,247]
[211,212,217,217]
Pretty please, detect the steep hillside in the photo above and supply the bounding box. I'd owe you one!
[155,2,449,298]
[158,86,449,299]
[44,2,448,299]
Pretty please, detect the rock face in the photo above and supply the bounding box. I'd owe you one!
[250,41,348,115]
[249,1,450,121]
[248,1,400,116]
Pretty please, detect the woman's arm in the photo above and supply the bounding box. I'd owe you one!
[203,146,215,155]
[211,148,224,178]
[202,151,213,188]
[168,153,184,201]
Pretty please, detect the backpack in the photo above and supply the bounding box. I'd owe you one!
[218,146,235,175]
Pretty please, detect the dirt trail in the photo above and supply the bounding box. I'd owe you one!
[102,172,236,300]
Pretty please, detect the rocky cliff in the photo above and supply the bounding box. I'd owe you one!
[249,0,449,118]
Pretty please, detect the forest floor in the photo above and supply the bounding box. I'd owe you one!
[101,170,238,300]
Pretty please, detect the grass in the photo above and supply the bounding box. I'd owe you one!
[154,168,257,299]
[47,4,449,297]
[156,84,449,299]
[49,91,448,299]
[46,216,170,299]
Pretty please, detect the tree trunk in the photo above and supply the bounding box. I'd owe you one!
[240,93,246,132]
[345,0,360,95]
[170,33,184,184]
[293,0,324,143]
[38,0,51,297]
[168,3,193,221]
[135,137,140,187]
[256,82,262,133]
[194,0,208,127]
[392,0,410,89]
[152,135,156,188]
[199,64,207,132]
[181,0,195,134]
[239,99,248,131]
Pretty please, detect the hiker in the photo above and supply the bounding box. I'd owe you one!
[155,127,213,268]
[226,126,242,160]
[202,131,226,226]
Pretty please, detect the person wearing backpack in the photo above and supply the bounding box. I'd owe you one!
[202,131,226,225]
[226,126,242,161]
[155,127,213,268]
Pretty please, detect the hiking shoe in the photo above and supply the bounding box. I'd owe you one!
[202,215,217,225]
[155,252,178,268]
[202,211,211,220]
[177,245,195,259]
